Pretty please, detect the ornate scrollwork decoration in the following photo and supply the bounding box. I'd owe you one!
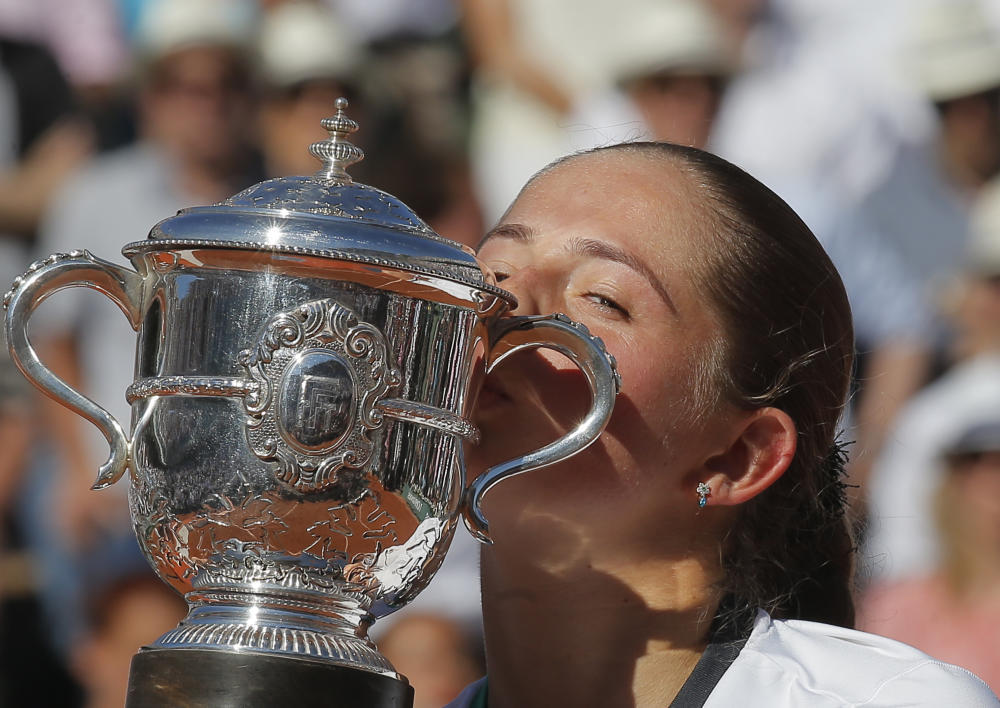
[238,299,402,493]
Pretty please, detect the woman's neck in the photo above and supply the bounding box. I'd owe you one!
[479,545,723,708]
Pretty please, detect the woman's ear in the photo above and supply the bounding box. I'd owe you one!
[700,407,797,506]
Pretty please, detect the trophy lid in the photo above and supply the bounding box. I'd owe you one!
[123,98,513,304]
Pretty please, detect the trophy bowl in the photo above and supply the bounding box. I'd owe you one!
[3,100,619,704]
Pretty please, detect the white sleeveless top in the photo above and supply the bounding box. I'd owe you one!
[445,610,998,707]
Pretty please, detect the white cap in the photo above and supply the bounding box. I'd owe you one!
[257,2,362,89]
[605,0,732,85]
[136,0,257,61]
[970,181,1000,276]
[911,0,1000,102]
[944,417,1000,457]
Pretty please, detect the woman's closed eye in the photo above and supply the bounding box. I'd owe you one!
[584,292,630,320]
[483,260,513,283]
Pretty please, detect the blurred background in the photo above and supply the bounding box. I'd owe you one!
[1,0,1000,705]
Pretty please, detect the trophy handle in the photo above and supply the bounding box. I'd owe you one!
[462,313,621,543]
[3,250,144,490]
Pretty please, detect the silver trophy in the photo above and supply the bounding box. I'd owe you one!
[4,100,618,706]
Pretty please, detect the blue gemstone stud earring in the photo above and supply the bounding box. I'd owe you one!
[697,482,711,508]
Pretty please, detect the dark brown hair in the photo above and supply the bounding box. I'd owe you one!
[544,142,857,636]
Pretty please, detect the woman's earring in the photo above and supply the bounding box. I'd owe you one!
[697,482,711,509]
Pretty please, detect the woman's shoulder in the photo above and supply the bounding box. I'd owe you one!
[706,611,999,707]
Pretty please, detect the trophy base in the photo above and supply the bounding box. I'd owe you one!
[125,647,414,708]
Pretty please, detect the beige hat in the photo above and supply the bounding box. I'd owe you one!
[911,0,1000,102]
[969,180,1000,276]
[944,417,1000,459]
[257,1,363,89]
[136,0,257,61]
[605,0,732,84]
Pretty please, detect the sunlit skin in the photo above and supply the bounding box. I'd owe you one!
[466,150,796,707]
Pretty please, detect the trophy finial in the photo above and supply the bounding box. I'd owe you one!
[309,97,365,181]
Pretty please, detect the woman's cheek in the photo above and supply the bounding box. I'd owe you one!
[610,352,695,431]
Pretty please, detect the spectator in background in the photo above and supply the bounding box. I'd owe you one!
[378,613,484,708]
[256,0,364,179]
[0,36,94,240]
[859,416,1000,695]
[321,0,465,160]
[0,33,93,528]
[863,187,1000,586]
[461,0,744,223]
[0,0,141,151]
[460,0,617,223]
[570,0,734,151]
[0,35,94,708]
[708,0,947,499]
[320,0,457,47]
[711,0,929,209]
[954,179,1000,362]
[70,569,186,708]
[25,0,259,654]
[854,0,1000,353]
[257,1,483,247]
[611,1,732,149]
[0,0,128,96]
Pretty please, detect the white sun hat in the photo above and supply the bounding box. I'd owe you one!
[136,0,257,61]
[257,1,363,89]
[911,0,1000,102]
[943,416,1000,458]
[605,0,733,85]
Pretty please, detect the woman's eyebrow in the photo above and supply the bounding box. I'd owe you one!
[568,237,678,315]
[477,222,535,249]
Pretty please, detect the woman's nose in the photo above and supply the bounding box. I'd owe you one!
[498,265,547,316]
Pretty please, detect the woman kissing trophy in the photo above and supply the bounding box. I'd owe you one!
[3,99,620,707]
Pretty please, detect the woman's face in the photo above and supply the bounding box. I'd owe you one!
[943,449,1000,549]
[471,151,739,556]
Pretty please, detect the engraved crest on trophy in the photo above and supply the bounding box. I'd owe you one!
[239,298,402,493]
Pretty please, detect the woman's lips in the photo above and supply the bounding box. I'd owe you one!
[475,375,512,410]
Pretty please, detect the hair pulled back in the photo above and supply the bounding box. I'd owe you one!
[557,142,857,636]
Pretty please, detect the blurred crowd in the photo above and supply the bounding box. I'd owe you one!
[0,0,999,705]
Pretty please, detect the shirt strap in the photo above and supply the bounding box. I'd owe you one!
[667,633,750,708]
[468,630,749,708]
[470,678,489,708]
